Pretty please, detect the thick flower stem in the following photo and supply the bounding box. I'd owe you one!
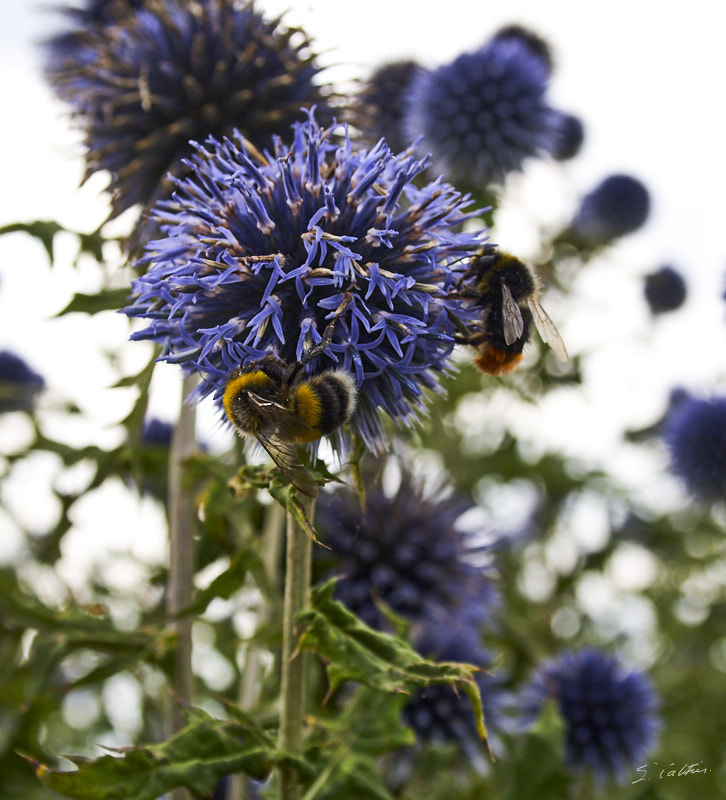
[278,498,314,800]
[168,374,198,800]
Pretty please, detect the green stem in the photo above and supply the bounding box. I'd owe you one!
[168,373,198,800]
[277,497,314,800]
[227,503,284,800]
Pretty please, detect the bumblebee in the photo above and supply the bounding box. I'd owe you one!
[454,249,568,374]
[223,355,357,497]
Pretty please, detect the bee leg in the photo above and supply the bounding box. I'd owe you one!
[299,292,353,367]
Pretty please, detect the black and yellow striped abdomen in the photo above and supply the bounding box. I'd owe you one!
[289,370,358,443]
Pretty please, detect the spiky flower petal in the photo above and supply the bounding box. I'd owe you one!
[125,114,487,451]
[521,649,659,781]
[404,33,559,187]
[313,467,497,630]
[662,395,726,502]
[44,0,332,224]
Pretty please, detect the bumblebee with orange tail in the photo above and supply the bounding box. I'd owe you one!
[454,249,568,374]
[223,353,357,498]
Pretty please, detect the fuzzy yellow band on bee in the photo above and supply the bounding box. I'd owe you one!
[223,370,276,423]
[289,382,324,442]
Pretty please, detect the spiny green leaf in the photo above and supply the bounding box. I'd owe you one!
[296,579,492,756]
[0,570,162,655]
[33,707,304,800]
[0,220,63,262]
[268,482,321,543]
[56,288,131,317]
[176,547,268,619]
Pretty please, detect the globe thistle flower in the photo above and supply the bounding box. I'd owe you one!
[313,466,497,630]
[44,0,333,227]
[548,111,585,161]
[520,649,659,781]
[125,114,487,452]
[357,60,421,154]
[662,395,726,503]
[0,350,45,413]
[570,174,650,243]
[403,34,559,188]
[402,622,503,770]
[643,265,687,314]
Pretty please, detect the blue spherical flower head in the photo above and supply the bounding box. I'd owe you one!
[403,622,503,770]
[0,350,45,413]
[521,649,659,781]
[313,466,498,630]
[44,0,332,226]
[571,174,650,242]
[643,265,687,314]
[404,35,558,188]
[126,114,487,453]
[662,395,726,502]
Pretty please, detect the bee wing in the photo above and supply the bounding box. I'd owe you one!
[255,430,318,498]
[501,281,525,345]
[247,391,314,441]
[528,298,569,362]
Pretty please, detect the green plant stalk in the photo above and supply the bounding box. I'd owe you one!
[277,497,314,800]
[167,373,198,800]
[227,502,284,800]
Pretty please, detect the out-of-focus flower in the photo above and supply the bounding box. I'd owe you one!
[313,466,497,630]
[662,395,726,502]
[402,622,503,771]
[490,24,554,75]
[643,265,687,314]
[0,350,45,413]
[44,0,332,229]
[125,114,487,452]
[141,417,174,446]
[403,33,559,188]
[570,174,650,243]
[43,0,144,60]
[357,60,421,154]
[521,649,659,781]
[549,111,585,161]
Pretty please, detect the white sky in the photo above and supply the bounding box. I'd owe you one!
[1,0,725,530]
